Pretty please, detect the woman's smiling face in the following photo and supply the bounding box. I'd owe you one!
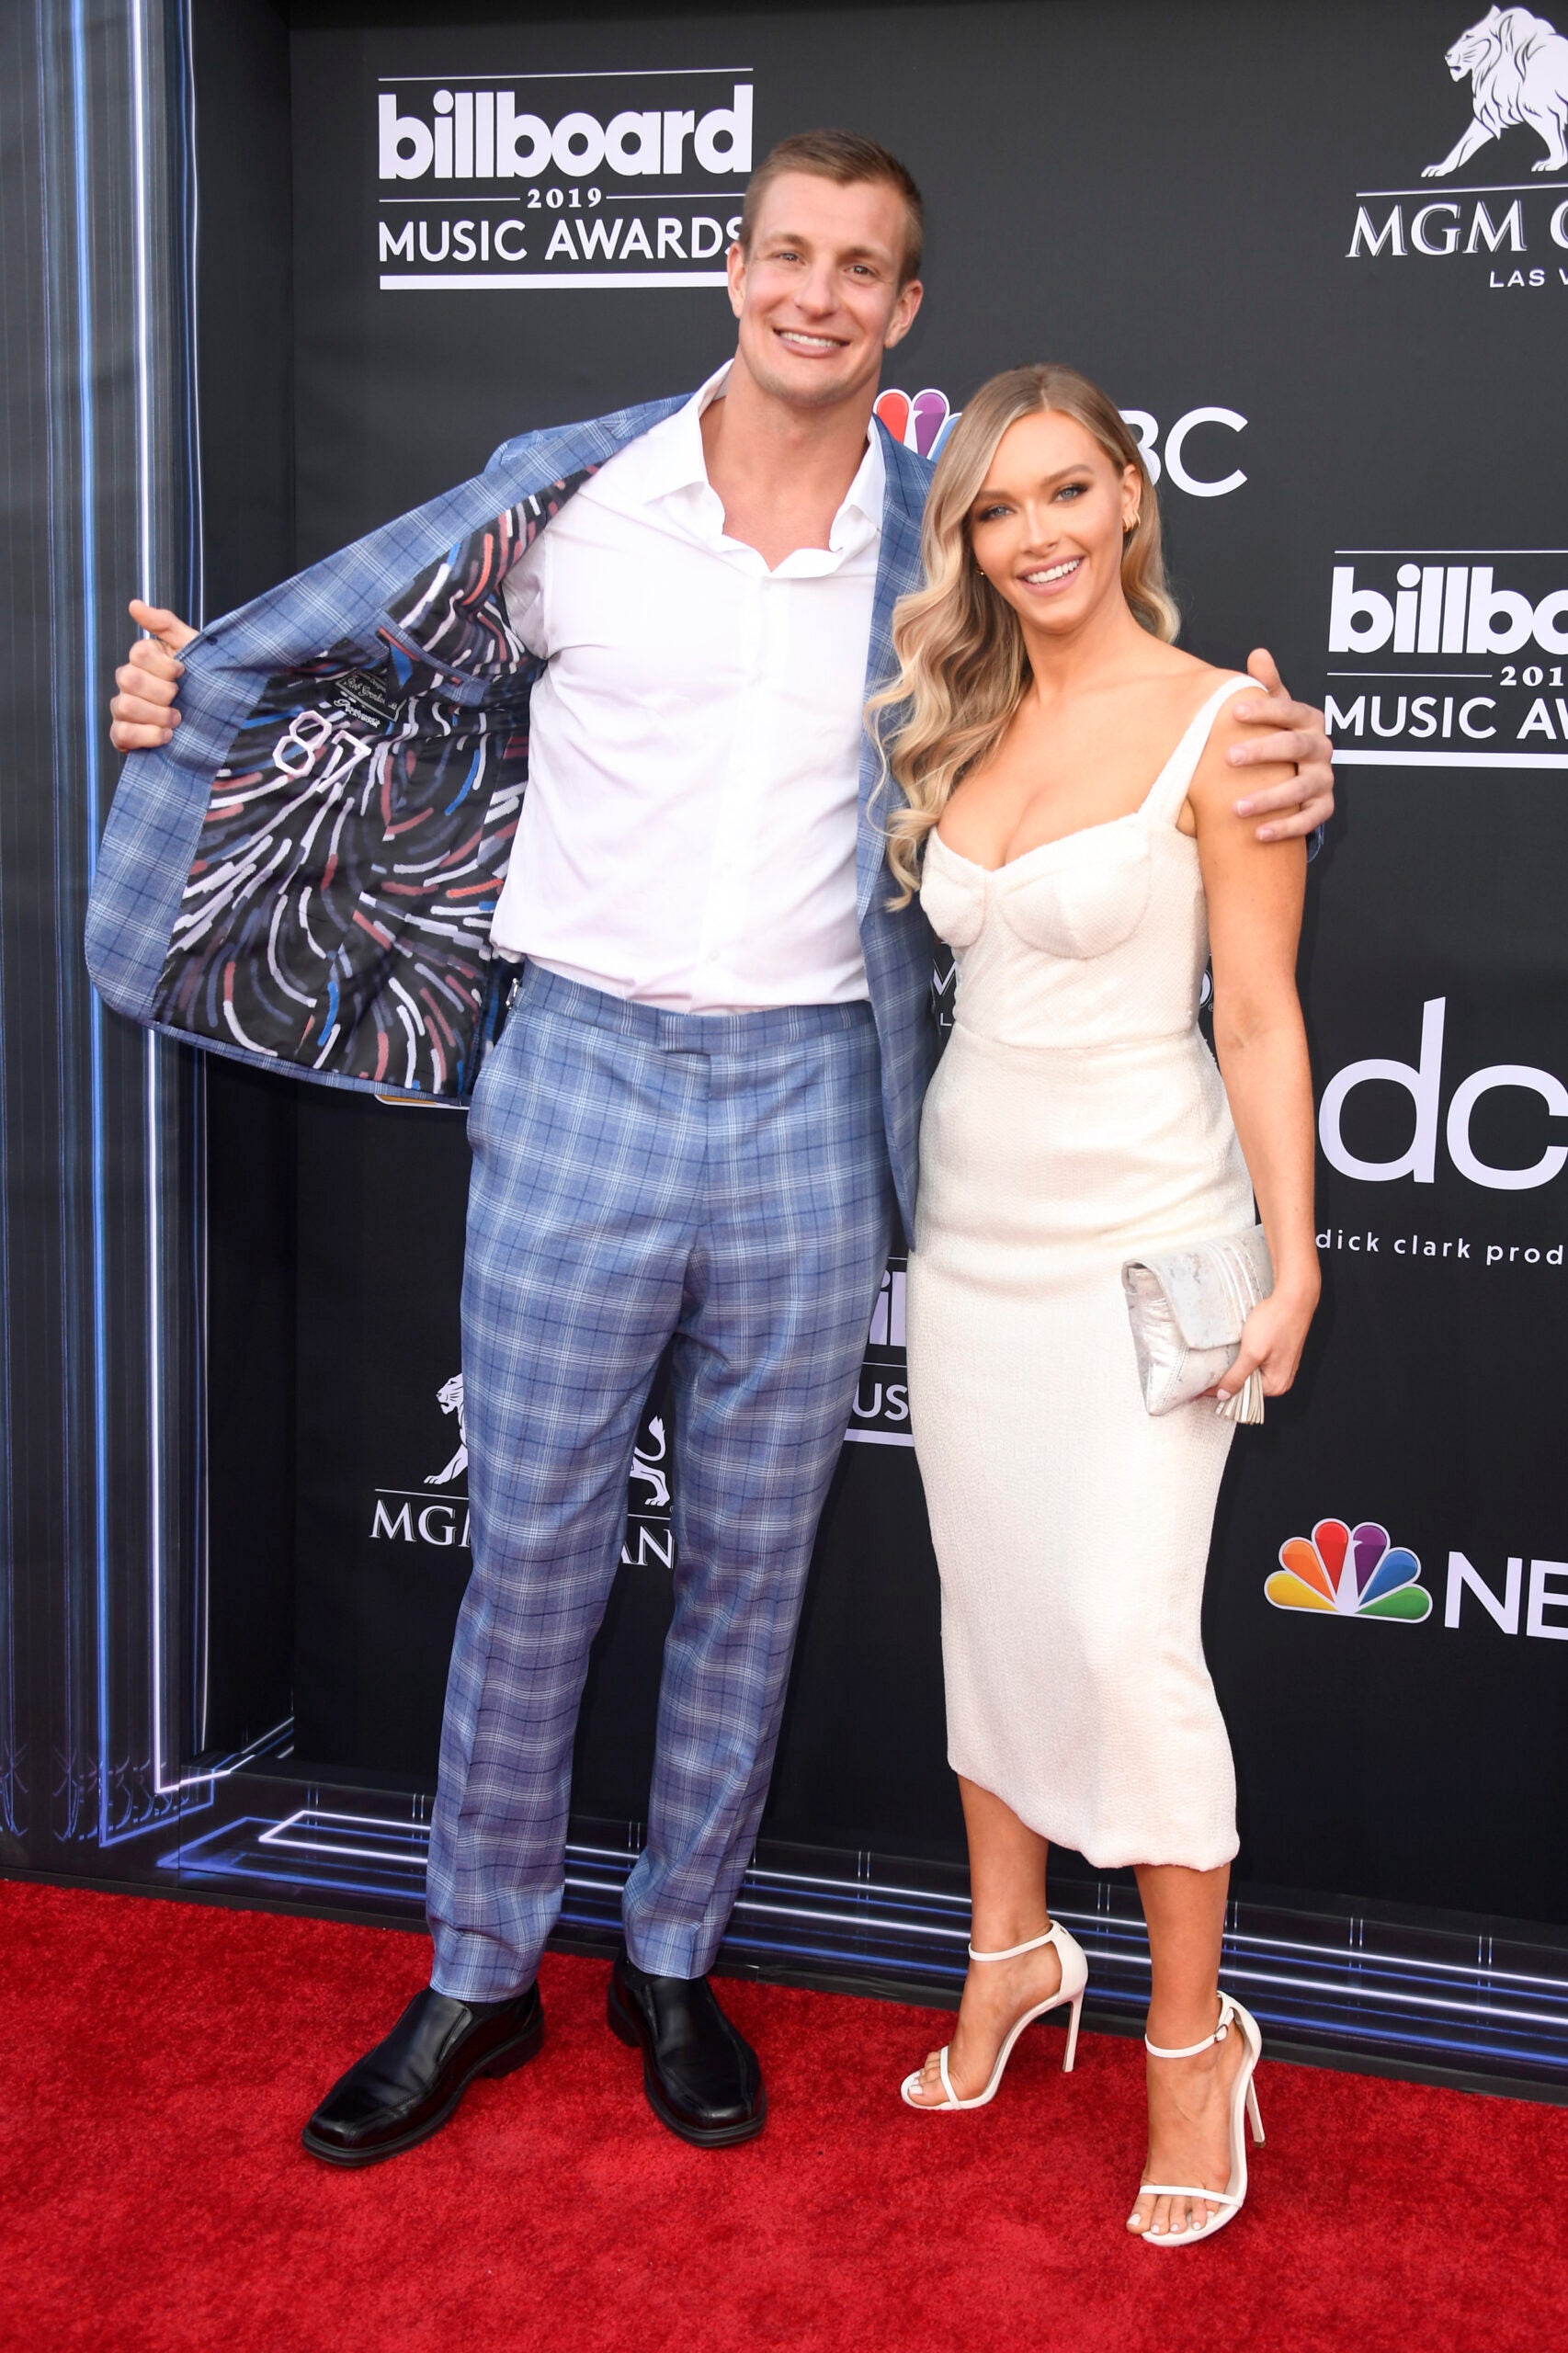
[968,408,1142,638]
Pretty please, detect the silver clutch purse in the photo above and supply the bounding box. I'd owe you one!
[1120,1225,1274,1425]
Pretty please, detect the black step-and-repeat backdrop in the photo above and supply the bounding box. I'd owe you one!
[7,3,1568,2048]
[264,0,1568,1920]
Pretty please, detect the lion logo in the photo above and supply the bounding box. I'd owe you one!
[424,1378,671,1509]
[630,1415,671,1513]
[1424,6,1568,176]
[426,1373,468,1487]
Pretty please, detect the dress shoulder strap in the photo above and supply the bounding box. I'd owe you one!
[1141,674,1255,826]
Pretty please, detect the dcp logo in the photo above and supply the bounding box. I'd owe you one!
[1319,999,1568,1192]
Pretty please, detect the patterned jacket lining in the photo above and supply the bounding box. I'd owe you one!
[151,474,590,1097]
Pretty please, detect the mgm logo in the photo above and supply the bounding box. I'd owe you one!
[369,1375,675,1563]
[1346,10,1568,286]
[1423,7,1568,180]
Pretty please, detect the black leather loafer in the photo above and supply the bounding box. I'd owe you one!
[608,1949,766,2147]
[301,1982,542,2167]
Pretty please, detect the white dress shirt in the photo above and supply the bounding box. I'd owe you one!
[489,365,882,1010]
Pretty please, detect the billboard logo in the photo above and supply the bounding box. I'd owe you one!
[379,85,752,182]
[848,1256,913,1447]
[1325,551,1568,768]
[1422,8,1568,180]
[376,70,751,292]
[1328,562,1568,656]
[1267,1518,1433,1621]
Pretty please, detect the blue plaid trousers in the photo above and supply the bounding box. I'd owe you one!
[426,966,894,1996]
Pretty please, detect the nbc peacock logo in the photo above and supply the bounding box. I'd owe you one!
[1266,1518,1434,1622]
[874,386,959,460]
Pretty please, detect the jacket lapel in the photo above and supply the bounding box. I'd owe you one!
[382,394,687,683]
[858,425,930,920]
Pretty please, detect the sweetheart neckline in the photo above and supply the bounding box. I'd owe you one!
[926,670,1247,881]
[928,809,1196,881]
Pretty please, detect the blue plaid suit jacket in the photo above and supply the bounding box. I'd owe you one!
[85,394,938,1228]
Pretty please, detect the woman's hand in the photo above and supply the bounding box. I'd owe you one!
[1212,1279,1319,1404]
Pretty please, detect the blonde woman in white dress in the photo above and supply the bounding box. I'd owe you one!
[879,367,1319,2245]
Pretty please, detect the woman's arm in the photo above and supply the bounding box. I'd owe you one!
[1187,696,1319,1400]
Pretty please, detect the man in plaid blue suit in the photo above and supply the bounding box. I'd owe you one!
[98,133,1334,2164]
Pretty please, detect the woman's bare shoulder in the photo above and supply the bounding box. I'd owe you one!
[1128,644,1224,699]
[1137,652,1241,730]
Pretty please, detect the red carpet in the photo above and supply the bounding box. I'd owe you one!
[4,1879,1563,2353]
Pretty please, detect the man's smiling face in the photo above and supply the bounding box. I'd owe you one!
[727,170,922,412]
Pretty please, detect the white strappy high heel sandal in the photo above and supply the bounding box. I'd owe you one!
[1134,1992,1265,2246]
[900,1921,1088,2110]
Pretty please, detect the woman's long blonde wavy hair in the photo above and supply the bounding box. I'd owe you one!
[873,364,1180,906]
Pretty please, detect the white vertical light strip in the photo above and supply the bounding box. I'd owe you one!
[187,5,204,638]
[184,0,210,1755]
[130,0,154,587]
[70,0,115,1848]
[128,0,175,1797]
[142,0,224,1798]
[193,1050,210,1757]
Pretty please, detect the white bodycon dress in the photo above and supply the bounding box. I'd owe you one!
[906,676,1256,1872]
